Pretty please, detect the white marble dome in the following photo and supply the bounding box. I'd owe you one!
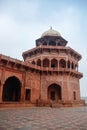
[41,27,61,37]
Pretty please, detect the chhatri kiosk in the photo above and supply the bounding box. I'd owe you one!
[0,28,85,107]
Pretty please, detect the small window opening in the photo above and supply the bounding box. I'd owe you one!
[25,89,30,101]
[73,91,76,100]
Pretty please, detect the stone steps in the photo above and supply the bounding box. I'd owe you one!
[0,102,36,108]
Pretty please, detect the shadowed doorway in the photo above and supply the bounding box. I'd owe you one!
[2,76,21,102]
[48,83,61,102]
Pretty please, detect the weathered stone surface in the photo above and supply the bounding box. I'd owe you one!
[0,28,85,107]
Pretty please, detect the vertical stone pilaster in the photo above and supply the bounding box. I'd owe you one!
[77,65,78,72]
[41,60,43,67]
[49,59,51,68]
[58,60,59,70]
[0,84,3,102]
[0,68,5,102]
[20,72,26,102]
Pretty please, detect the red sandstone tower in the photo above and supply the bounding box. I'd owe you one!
[22,28,84,107]
[0,28,85,107]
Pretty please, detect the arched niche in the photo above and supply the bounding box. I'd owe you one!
[2,76,21,102]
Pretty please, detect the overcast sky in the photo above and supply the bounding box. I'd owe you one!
[0,0,87,97]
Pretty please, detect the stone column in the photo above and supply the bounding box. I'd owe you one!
[66,60,68,69]
[58,60,59,70]
[49,59,51,68]
[0,83,3,102]
[20,73,26,102]
[0,68,5,102]
[77,65,78,71]
[41,60,43,67]
[20,85,25,102]
[70,62,71,70]
[66,57,68,69]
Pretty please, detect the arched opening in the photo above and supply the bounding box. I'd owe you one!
[51,59,58,68]
[75,64,78,71]
[37,59,41,66]
[43,42,47,45]
[31,61,35,65]
[67,60,70,68]
[2,76,21,102]
[48,84,61,102]
[59,59,66,68]
[72,62,74,69]
[49,41,56,46]
[43,58,49,67]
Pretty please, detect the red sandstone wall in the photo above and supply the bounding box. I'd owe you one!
[40,73,80,102]
[0,67,24,102]
[0,66,81,103]
[0,66,41,103]
[25,71,40,103]
[68,76,80,101]
[4,70,23,82]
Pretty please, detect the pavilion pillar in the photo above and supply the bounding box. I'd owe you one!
[58,60,59,70]
[49,59,51,68]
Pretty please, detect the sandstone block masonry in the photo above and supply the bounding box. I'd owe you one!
[0,28,85,107]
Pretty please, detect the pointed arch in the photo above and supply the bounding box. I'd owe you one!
[71,62,74,69]
[75,64,78,71]
[49,41,56,46]
[51,59,58,68]
[37,59,41,66]
[43,58,49,67]
[59,59,66,68]
[2,76,21,102]
[48,83,61,101]
[43,42,47,45]
[31,61,35,65]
